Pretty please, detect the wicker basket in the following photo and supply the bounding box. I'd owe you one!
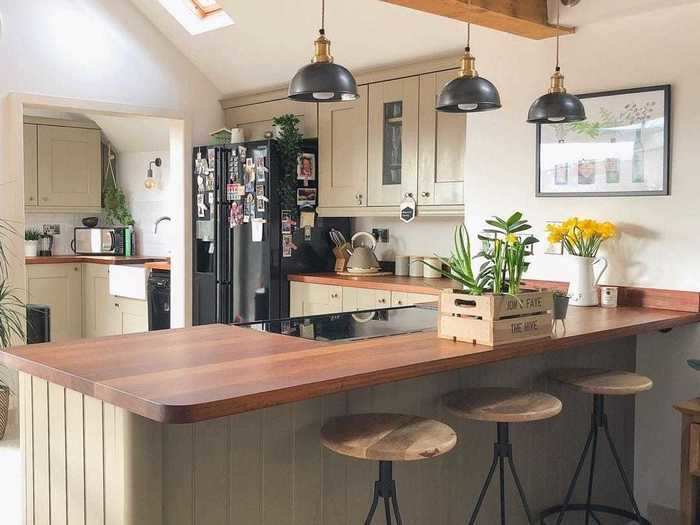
[0,384,8,441]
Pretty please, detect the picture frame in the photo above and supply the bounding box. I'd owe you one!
[536,85,671,197]
[297,153,316,186]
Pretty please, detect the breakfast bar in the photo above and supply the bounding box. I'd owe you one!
[2,303,699,524]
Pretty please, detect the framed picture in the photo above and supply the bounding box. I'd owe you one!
[297,188,317,207]
[536,85,671,197]
[297,153,316,186]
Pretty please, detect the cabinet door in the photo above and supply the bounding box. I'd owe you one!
[225,99,318,140]
[116,298,149,335]
[24,124,38,207]
[343,288,391,311]
[418,71,466,206]
[37,125,101,208]
[82,264,121,338]
[318,85,369,208]
[289,282,343,316]
[368,78,419,207]
[26,264,82,341]
[391,291,438,307]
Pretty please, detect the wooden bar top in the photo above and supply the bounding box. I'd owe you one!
[26,255,169,265]
[2,306,699,424]
[288,272,452,295]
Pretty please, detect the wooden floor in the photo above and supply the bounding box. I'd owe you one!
[0,407,21,525]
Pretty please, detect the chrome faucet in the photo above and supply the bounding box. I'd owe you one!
[154,216,171,235]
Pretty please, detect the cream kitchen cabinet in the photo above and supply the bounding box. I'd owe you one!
[367,77,419,207]
[24,118,103,211]
[289,282,343,316]
[113,297,149,335]
[225,98,318,140]
[26,263,83,341]
[391,291,438,307]
[318,84,369,210]
[24,123,38,207]
[342,287,391,311]
[418,71,466,206]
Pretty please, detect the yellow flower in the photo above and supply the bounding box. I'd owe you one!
[597,221,617,239]
[546,223,564,244]
[506,233,518,245]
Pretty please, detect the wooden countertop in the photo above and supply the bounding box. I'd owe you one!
[26,255,169,265]
[289,273,452,295]
[2,306,699,424]
[143,261,171,271]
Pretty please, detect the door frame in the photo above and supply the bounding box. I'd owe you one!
[2,92,191,329]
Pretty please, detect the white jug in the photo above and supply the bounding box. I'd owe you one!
[567,255,608,307]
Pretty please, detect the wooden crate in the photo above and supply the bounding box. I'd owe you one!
[438,289,553,346]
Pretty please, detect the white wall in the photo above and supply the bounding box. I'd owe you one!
[119,150,174,256]
[458,4,700,513]
[25,211,104,255]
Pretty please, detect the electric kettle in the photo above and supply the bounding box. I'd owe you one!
[346,232,380,273]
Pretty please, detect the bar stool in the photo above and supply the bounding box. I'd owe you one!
[443,387,563,524]
[321,413,457,524]
[540,368,653,524]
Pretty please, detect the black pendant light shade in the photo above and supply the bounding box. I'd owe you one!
[288,60,358,102]
[436,73,501,113]
[528,1,585,124]
[288,0,358,103]
[527,84,586,123]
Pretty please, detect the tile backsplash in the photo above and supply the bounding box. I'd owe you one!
[25,212,105,255]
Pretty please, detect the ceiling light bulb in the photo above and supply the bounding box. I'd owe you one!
[312,92,335,100]
[548,116,567,122]
[341,93,358,101]
[458,103,479,111]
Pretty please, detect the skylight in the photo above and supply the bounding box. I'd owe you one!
[157,0,234,35]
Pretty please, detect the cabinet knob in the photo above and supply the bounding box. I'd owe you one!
[28,196,34,201]
[42,197,48,202]
[355,193,363,204]
[331,293,339,299]
[114,303,120,308]
[73,267,79,271]
[378,298,386,304]
[421,192,430,198]
[397,300,403,305]
[404,192,414,199]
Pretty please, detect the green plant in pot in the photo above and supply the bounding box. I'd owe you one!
[552,290,570,321]
[272,114,303,213]
[24,228,42,257]
[0,220,25,440]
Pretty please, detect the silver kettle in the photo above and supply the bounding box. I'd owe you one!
[346,232,380,273]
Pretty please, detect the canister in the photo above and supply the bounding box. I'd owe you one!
[409,256,424,278]
[394,255,410,276]
[600,286,619,308]
[423,256,442,278]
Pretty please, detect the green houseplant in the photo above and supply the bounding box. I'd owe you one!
[24,228,42,257]
[272,114,303,212]
[103,145,134,226]
[0,220,24,440]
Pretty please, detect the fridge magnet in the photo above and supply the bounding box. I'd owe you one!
[300,210,315,229]
[244,193,255,221]
[537,85,670,197]
[282,234,297,257]
[256,195,268,213]
[281,210,296,233]
[234,183,245,197]
[207,148,216,170]
[296,188,317,207]
[196,174,205,193]
[208,192,215,206]
[238,145,246,158]
[255,182,265,196]
[245,157,254,168]
[226,183,237,201]
[256,166,267,182]
[297,153,316,187]
[229,202,244,228]
[196,194,207,219]
[400,194,416,223]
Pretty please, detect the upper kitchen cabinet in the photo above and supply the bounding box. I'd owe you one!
[36,123,102,209]
[224,97,318,141]
[418,71,466,206]
[367,77,419,207]
[318,84,369,210]
[24,123,38,207]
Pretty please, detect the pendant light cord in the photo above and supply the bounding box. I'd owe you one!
[320,0,325,35]
[465,0,471,52]
[555,0,561,71]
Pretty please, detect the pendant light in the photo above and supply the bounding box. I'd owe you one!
[288,0,358,103]
[436,9,501,112]
[527,0,585,124]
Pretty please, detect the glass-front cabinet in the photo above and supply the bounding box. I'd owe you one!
[418,70,466,206]
[368,77,419,207]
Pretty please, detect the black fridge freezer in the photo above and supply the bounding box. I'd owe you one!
[193,139,350,325]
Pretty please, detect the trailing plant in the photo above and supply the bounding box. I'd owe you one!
[103,145,134,226]
[546,217,616,258]
[0,220,24,354]
[24,228,42,241]
[272,114,303,212]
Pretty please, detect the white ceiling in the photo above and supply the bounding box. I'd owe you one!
[130,0,700,97]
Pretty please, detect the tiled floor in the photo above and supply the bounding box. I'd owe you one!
[0,408,21,525]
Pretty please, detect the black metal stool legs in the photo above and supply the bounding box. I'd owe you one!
[365,461,403,525]
[540,395,651,525]
[467,422,535,525]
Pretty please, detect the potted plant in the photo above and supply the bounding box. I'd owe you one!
[424,213,554,347]
[546,218,617,307]
[24,228,42,257]
[552,290,570,321]
[0,220,25,440]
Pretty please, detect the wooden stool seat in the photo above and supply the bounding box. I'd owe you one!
[550,368,653,396]
[443,387,562,423]
[320,413,457,462]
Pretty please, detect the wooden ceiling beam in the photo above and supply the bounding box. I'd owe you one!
[380,0,575,40]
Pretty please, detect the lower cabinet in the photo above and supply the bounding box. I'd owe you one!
[290,282,438,316]
[26,263,82,341]
[83,263,121,338]
[114,297,149,335]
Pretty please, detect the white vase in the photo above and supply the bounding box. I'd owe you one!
[24,240,38,257]
[567,255,608,307]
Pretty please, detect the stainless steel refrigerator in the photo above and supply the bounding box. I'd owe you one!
[193,139,350,325]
